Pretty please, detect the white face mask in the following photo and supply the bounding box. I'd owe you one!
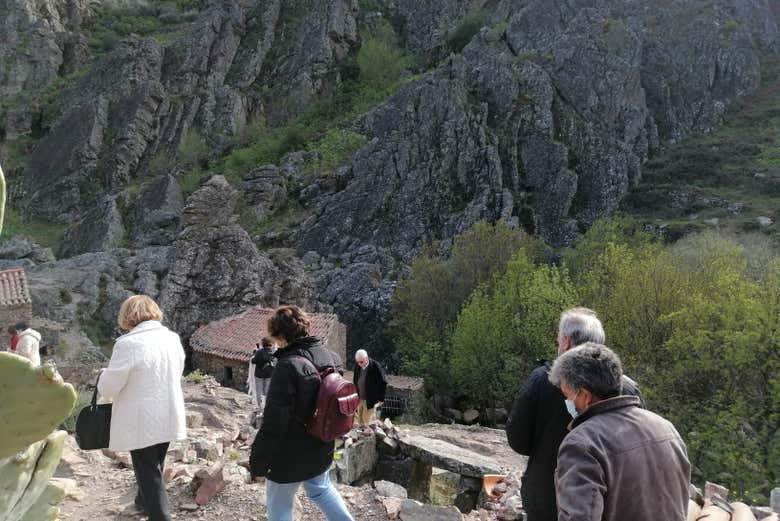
[565,399,579,418]
[565,389,581,418]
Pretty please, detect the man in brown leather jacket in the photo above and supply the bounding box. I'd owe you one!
[549,343,690,521]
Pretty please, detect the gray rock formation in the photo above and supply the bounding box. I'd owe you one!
[0,235,55,264]
[18,0,359,231]
[158,176,317,339]
[397,435,508,478]
[129,174,185,247]
[59,197,126,257]
[0,0,90,138]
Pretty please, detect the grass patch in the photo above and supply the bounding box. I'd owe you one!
[247,199,308,237]
[1,208,68,248]
[179,168,209,194]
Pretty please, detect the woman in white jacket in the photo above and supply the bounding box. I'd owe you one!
[98,295,186,521]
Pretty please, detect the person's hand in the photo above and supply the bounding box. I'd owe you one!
[376,401,383,408]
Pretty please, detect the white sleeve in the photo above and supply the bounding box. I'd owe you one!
[98,342,134,398]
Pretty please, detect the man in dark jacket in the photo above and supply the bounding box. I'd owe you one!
[352,349,387,426]
[505,308,642,521]
[249,305,354,521]
[550,343,690,521]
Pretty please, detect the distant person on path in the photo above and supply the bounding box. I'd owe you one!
[550,343,690,521]
[250,336,277,413]
[98,295,186,521]
[353,349,387,426]
[15,321,41,366]
[7,325,18,351]
[250,305,354,521]
[505,308,642,521]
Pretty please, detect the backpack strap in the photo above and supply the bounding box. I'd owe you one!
[292,355,322,380]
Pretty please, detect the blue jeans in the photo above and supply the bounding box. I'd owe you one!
[266,470,354,521]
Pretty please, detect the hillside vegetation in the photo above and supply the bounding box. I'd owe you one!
[392,219,780,502]
[626,55,780,242]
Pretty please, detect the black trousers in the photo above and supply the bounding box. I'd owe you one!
[130,442,171,521]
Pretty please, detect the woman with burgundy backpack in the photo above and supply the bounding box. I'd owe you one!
[249,305,355,521]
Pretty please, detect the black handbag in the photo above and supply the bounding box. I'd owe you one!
[75,372,112,450]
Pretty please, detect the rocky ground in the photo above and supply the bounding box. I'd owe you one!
[53,376,505,521]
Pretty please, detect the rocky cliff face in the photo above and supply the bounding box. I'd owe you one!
[0,0,777,365]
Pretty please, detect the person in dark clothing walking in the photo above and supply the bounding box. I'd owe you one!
[250,336,277,412]
[352,349,387,425]
[250,305,354,521]
[505,308,642,521]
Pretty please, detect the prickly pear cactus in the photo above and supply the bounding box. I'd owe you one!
[0,353,77,459]
[0,162,5,235]
[0,431,67,521]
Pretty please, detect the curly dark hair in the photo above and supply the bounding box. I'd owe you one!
[267,305,310,342]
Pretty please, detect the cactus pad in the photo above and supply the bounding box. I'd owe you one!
[0,430,67,521]
[0,353,77,458]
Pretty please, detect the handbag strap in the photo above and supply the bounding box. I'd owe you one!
[90,370,103,408]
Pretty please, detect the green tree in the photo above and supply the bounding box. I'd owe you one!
[450,250,576,416]
[389,220,531,389]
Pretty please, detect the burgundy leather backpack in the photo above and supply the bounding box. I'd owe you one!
[294,355,360,441]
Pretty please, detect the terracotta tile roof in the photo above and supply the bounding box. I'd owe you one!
[0,268,31,307]
[190,306,343,363]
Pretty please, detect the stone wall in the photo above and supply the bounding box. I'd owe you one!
[192,351,249,392]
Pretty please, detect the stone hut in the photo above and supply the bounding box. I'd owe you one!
[190,306,347,390]
[0,268,32,334]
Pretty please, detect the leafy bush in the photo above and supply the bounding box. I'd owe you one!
[185,369,205,383]
[450,251,575,412]
[357,21,413,91]
[390,220,537,390]
[178,129,209,170]
[306,129,366,174]
[577,229,780,500]
[446,10,488,54]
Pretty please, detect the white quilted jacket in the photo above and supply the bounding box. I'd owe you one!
[98,321,187,451]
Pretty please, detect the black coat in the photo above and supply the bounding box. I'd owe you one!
[352,358,387,410]
[505,360,643,521]
[251,346,276,379]
[249,336,344,483]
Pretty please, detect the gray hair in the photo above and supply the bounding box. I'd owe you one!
[558,307,605,346]
[548,343,623,399]
[355,349,368,361]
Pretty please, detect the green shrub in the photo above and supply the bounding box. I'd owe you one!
[357,21,413,91]
[185,369,205,383]
[305,129,366,174]
[178,129,209,169]
[450,251,575,413]
[577,229,780,500]
[61,390,92,433]
[446,10,488,54]
[59,288,73,304]
[390,221,536,390]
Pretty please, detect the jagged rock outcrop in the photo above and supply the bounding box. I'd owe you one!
[129,174,185,247]
[158,175,317,339]
[294,0,777,361]
[19,0,359,241]
[0,0,91,138]
[59,196,126,257]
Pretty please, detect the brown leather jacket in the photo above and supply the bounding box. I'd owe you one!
[555,396,690,521]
